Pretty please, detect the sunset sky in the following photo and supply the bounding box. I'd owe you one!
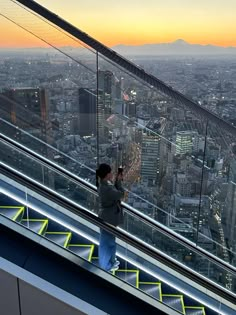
[1,0,236,47]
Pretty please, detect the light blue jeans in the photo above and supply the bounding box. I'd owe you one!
[99,229,116,271]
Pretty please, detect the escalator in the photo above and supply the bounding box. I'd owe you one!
[0,173,215,315]
[0,135,235,314]
[0,1,236,313]
[0,197,204,315]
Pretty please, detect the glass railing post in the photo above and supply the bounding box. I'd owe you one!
[96,50,100,167]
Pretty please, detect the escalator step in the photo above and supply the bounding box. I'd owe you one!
[114,270,139,288]
[91,257,99,267]
[0,203,209,315]
[162,294,185,314]
[185,307,206,315]
[68,244,94,261]
[21,219,48,235]
[44,232,72,247]
[0,206,24,221]
[139,282,162,301]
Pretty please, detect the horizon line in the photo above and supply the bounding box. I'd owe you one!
[1,40,236,50]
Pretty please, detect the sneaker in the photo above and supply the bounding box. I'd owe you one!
[109,262,120,272]
[114,259,120,266]
[109,265,119,272]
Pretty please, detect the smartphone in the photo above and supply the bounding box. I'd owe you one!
[118,167,123,175]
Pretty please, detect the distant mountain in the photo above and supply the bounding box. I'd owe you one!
[1,40,236,57]
[112,39,236,55]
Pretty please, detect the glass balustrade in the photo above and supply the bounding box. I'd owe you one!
[1,170,231,314]
[0,0,236,276]
[1,136,236,297]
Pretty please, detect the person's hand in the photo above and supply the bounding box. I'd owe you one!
[117,173,123,181]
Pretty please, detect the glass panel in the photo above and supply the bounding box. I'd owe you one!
[97,54,209,244]
[0,139,98,213]
[2,135,236,295]
[198,119,236,268]
[122,208,236,294]
[0,172,234,314]
[96,50,236,270]
[1,0,236,274]
[0,0,98,183]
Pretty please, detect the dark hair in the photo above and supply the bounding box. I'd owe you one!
[96,163,111,187]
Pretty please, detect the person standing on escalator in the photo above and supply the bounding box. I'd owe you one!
[96,163,124,272]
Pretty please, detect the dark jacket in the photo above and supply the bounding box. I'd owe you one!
[98,179,125,226]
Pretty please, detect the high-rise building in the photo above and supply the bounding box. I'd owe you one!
[98,70,114,118]
[97,70,115,143]
[0,87,51,149]
[174,172,191,197]
[175,131,193,155]
[140,132,160,184]
[125,101,136,118]
[0,87,53,186]
[2,87,49,130]
[224,159,236,249]
[78,88,96,137]
[192,132,205,153]
[98,70,113,94]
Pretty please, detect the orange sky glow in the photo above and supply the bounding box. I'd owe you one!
[0,0,236,48]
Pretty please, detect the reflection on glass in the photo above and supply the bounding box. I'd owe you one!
[0,0,236,276]
[0,140,98,214]
[122,209,236,294]
[199,120,236,270]
[96,53,236,269]
[0,0,98,185]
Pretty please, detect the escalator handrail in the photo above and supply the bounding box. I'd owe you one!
[14,0,236,137]
[0,160,235,307]
[1,131,236,277]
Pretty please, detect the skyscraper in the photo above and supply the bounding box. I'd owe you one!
[0,87,52,186]
[98,70,113,95]
[1,87,49,135]
[175,131,193,155]
[98,70,114,118]
[78,88,96,137]
[140,132,160,184]
[97,70,115,143]
[224,159,236,250]
[125,101,136,118]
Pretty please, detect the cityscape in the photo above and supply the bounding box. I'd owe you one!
[1,0,236,313]
[0,46,236,292]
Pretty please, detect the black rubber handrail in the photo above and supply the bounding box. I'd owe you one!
[12,0,236,137]
[0,160,235,307]
[1,131,236,278]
